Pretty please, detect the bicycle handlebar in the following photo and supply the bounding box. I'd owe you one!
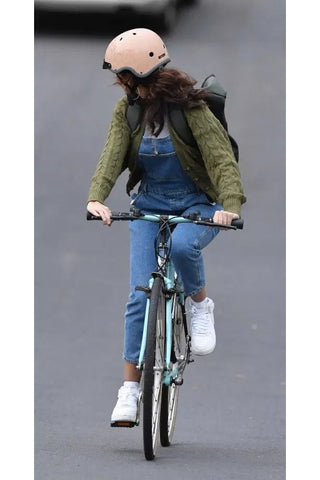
[86,210,244,230]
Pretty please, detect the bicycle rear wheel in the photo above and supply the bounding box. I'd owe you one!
[143,276,166,460]
[160,294,186,446]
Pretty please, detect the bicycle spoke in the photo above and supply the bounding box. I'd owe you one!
[160,293,187,446]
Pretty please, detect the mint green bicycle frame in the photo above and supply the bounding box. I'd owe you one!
[136,214,190,386]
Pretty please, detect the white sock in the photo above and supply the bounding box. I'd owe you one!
[124,381,139,389]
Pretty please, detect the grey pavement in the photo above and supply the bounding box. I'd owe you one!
[35,0,285,478]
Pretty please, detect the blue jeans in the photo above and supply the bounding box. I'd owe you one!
[123,135,223,363]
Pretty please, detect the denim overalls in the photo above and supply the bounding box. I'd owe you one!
[123,132,223,363]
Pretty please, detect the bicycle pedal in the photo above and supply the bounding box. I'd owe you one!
[110,420,137,428]
[135,286,151,297]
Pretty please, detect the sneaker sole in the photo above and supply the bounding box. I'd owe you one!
[192,344,216,356]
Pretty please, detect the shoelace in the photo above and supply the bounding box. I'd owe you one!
[190,306,211,334]
[118,387,139,401]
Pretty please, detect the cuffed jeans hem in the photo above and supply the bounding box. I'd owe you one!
[123,355,139,364]
[185,284,206,298]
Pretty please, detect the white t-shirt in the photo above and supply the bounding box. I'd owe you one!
[143,116,170,139]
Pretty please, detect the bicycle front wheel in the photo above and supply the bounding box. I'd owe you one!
[160,294,186,446]
[143,276,166,461]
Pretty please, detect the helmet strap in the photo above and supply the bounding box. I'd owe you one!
[127,92,140,106]
[126,80,140,105]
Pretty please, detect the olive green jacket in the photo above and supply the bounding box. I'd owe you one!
[88,96,246,216]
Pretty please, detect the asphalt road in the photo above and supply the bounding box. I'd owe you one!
[35,0,285,478]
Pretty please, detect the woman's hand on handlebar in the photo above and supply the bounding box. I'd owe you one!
[87,201,112,226]
[213,210,239,231]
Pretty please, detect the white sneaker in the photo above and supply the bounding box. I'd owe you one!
[189,297,216,355]
[110,384,140,427]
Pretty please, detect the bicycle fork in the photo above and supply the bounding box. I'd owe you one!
[136,272,192,387]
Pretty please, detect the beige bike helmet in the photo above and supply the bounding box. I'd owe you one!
[103,28,170,78]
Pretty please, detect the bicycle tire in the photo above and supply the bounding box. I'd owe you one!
[160,294,185,446]
[143,276,166,461]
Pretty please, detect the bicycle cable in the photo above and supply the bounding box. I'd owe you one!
[154,216,181,274]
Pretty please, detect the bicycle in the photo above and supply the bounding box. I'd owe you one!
[87,208,243,460]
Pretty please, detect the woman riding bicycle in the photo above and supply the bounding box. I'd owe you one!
[87,28,246,426]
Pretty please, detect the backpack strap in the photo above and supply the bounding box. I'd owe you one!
[126,100,143,132]
[167,104,197,148]
[125,99,197,147]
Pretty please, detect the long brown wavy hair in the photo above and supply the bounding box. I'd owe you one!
[117,68,207,136]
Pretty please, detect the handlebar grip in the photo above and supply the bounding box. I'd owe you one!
[87,211,101,220]
[197,216,244,229]
[231,218,244,229]
[86,211,135,221]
